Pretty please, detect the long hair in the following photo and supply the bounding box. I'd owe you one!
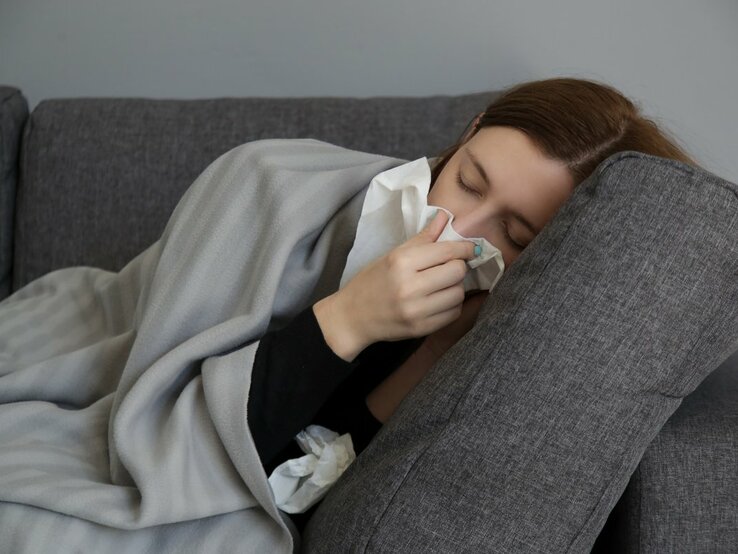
[429,77,699,189]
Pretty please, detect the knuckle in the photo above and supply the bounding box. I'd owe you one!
[398,302,415,324]
[387,250,407,273]
[445,242,458,259]
[385,250,400,268]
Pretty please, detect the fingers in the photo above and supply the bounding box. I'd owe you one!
[410,209,448,244]
[409,284,466,323]
[412,261,470,298]
[404,210,478,270]
[420,305,464,335]
[425,209,447,242]
[405,239,478,273]
[425,284,464,317]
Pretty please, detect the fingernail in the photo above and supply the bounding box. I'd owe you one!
[474,244,482,257]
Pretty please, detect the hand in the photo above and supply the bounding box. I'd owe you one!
[422,290,487,359]
[334,209,478,352]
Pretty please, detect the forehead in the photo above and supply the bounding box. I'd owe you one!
[466,127,549,171]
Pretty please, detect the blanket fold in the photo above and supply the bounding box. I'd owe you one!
[0,138,406,553]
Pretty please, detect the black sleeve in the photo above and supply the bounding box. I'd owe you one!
[247,302,362,469]
[308,332,424,450]
[262,381,385,477]
[270,333,425,535]
[271,387,387,536]
[310,374,384,454]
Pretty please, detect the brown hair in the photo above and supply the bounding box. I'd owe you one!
[430,77,700,189]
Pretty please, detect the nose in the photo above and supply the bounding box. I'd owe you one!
[450,208,495,240]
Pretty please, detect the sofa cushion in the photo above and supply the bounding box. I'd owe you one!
[13,92,497,291]
[594,347,738,553]
[301,151,738,553]
[0,86,28,301]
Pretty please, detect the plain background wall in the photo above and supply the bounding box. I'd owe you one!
[1,0,736,182]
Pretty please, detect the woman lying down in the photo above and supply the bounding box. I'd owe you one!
[247,77,698,533]
[0,77,699,552]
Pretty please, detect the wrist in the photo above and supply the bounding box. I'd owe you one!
[313,292,367,363]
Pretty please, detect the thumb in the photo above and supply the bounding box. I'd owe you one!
[418,209,448,243]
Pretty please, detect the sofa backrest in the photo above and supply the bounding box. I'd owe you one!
[8,90,498,293]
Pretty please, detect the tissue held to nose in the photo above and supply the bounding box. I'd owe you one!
[340,157,505,294]
[423,204,503,289]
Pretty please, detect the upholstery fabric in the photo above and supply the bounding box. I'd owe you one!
[593,348,738,553]
[301,151,738,553]
[0,86,28,301]
[13,92,497,291]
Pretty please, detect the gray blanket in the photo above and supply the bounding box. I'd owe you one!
[0,138,406,553]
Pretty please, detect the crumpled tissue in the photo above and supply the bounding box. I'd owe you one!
[267,424,356,513]
[339,157,505,294]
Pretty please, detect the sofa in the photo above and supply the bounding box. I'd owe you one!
[1,84,736,552]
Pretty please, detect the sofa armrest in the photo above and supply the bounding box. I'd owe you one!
[0,86,29,302]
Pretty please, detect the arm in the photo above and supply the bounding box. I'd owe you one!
[247,302,361,468]
[365,340,440,423]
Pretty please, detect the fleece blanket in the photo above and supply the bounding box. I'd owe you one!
[0,138,406,553]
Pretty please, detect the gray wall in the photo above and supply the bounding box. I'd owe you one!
[1,0,736,182]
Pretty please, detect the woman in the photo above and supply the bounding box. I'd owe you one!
[247,76,699,530]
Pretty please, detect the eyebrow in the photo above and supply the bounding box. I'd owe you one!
[466,148,540,234]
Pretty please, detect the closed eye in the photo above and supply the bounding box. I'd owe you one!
[455,171,525,249]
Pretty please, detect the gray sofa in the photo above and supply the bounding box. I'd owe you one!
[1,84,736,552]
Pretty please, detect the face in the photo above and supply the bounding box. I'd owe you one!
[428,125,576,269]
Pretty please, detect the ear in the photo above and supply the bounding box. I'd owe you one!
[460,112,484,143]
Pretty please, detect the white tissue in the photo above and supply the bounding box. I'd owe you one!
[267,425,356,514]
[339,157,505,294]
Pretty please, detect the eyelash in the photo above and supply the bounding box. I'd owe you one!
[454,172,524,249]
